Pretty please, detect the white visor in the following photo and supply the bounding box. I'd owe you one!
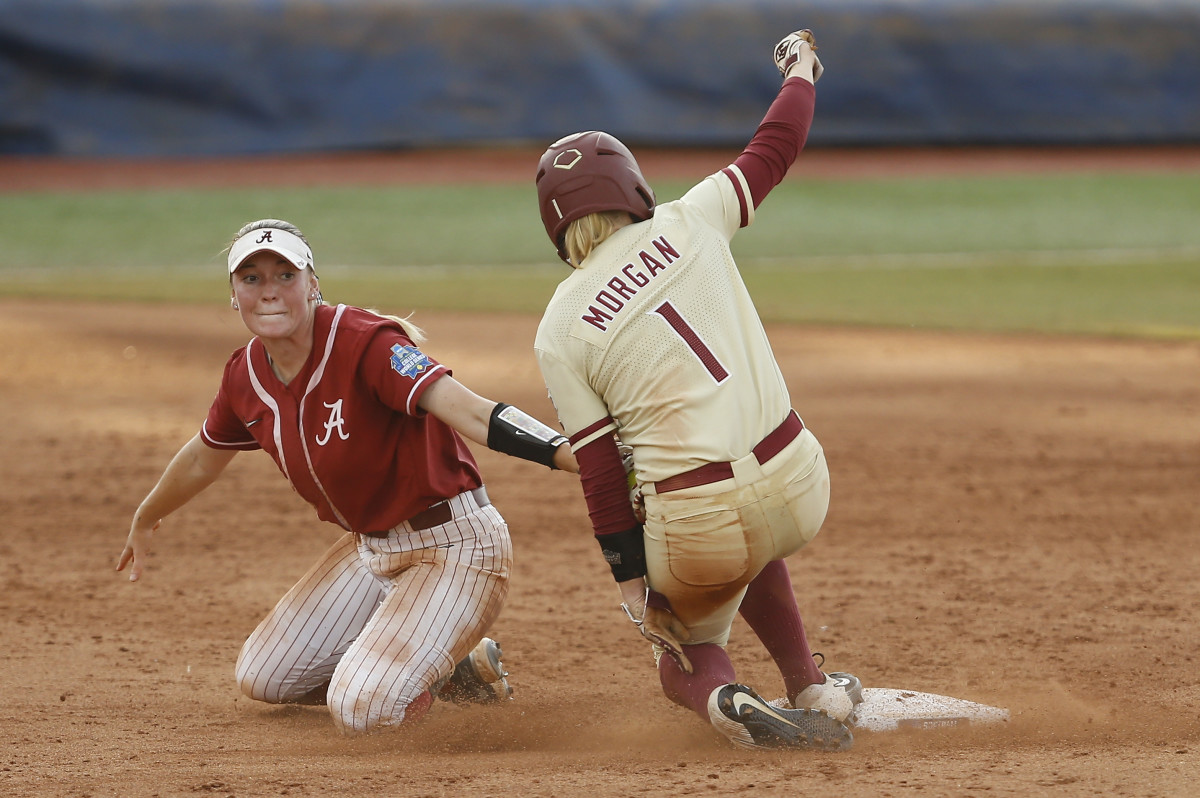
[227,228,314,274]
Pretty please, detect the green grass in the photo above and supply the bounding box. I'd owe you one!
[744,256,1200,336]
[3,172,1198,337]
[737,174,1200,258]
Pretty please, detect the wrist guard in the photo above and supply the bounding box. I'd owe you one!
[597,525,647,582]
[487,403,569,469]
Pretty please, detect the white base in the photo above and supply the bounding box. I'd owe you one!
[850,687,1009,732]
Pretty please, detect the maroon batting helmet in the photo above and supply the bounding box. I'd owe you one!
[535,131,656,263]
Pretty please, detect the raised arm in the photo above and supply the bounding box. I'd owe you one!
[732,30,825,208]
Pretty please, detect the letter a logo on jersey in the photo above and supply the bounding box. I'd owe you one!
[316,399,350,445]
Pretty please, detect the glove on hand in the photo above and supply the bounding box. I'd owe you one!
[622,588,693,673]
[773,29,823,82]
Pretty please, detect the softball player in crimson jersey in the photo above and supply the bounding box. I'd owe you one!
[117,219,575,735]
[533,32,862,750]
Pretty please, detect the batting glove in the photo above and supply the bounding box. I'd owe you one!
[773,29,823,82]
[621,586,693,674]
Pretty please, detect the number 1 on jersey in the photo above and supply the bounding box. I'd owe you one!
[651,301,730,383]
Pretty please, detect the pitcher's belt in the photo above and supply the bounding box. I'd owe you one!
[360,486,490,538]
[653,411,803,495]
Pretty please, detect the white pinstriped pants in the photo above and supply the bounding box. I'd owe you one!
[234,490,511,735]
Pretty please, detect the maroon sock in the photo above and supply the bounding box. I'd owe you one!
[658,643,736,721]
[738,559,823,700]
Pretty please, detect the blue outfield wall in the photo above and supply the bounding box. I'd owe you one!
[1,0,1198,157]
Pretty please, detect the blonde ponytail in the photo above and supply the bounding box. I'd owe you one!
[366,309,426,345]
[563,210,633,267]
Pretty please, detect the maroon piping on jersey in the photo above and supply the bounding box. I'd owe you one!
[568,416,615,446]
[720,167,750,228]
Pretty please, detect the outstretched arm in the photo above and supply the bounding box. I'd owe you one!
[418,375,577,472]
[117,433,237,582]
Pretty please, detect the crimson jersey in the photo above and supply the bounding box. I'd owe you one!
[201,303,481,533]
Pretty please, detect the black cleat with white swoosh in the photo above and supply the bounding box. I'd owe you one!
[708,683,853,751]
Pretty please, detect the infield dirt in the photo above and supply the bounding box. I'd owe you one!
[1,148,1198,797]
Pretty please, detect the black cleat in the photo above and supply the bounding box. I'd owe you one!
[708,683,852,751]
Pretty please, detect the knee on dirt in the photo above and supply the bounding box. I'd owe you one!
[233,647,332,705]
[326,668,434,735]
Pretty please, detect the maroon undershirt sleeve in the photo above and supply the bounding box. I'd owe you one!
[732,77,816,210]
[573,429,640,536]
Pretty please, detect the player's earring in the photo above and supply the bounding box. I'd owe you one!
[230,298,239,310]
[310,290,323,303]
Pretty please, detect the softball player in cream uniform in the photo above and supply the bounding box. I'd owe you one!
[533,31,861,751]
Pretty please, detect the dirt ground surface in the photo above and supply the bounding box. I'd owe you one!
[1,148,1198,797]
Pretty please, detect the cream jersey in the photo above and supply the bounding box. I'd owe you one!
[534,166,794,484]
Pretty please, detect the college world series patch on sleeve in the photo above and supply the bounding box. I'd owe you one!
[389,344,434,379]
